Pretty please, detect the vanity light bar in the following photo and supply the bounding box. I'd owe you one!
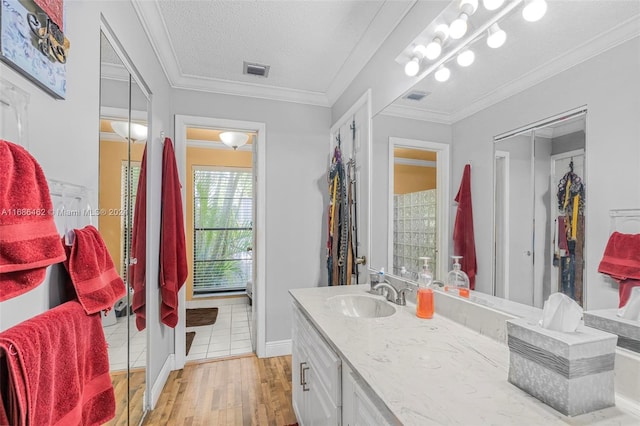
[402,0,547,81]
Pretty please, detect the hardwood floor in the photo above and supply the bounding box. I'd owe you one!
[143,354,297,426]
[106,369,146,426]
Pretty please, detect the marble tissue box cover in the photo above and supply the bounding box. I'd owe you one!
[584,309,640,354]
[506,318,618,417]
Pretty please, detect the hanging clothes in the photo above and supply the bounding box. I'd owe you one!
[160,137,188,328]
[131,145,147,331]
[555,160,585,302]
[453,164,477,290]
[326,143,350,286]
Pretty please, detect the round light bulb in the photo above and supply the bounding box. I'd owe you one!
[413,44,428,59]
[435,24,450,41]
[487,23,507,48]
[404,57,420,77]
[449,14,468,39]
[425,39,442,60]
[522,0,547,22]
[482,0,504,10]
[456,49,475,67]
[435,66,450,82]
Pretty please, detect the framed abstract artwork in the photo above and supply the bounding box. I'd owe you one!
[0,0,69,99]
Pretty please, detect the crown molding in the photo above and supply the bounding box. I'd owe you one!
[450,14,640,123]
[100,63,129,82]
[131,0,183,86]
[173,74,330,107]
[131,0,329,107]
[379,103,452,124]
[325,0,417,105]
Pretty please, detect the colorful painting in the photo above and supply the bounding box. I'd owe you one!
[0,0,69,99]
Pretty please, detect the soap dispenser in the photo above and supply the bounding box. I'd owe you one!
[416,257,434,319]
[445,256,470,298]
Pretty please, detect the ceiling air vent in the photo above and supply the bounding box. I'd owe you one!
[243,61,270,78]
[403,91,430,101]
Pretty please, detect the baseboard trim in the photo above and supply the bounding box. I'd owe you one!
[149,354,175,410]
[264,339,292,358]
[615,393,640,418]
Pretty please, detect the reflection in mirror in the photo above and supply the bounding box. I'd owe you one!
[493,112,586,308]
[391,146,438,277]
[99,32,148,425]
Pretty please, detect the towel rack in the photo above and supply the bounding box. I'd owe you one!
[610,209,640,234]
[48,179,95,233]
[0,78,30,151]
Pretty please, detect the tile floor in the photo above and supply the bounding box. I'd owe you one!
[103,315,146,371]
[186,301,253,362]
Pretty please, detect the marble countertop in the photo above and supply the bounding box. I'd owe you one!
[290,285,639,426]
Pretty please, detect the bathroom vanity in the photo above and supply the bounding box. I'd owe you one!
[290,285,640,425]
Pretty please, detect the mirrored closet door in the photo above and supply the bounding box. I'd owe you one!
[99,30,149,425]
[493,110,587,308]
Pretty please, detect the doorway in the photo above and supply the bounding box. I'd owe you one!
[388,138,450,281]
[175,116,267,368]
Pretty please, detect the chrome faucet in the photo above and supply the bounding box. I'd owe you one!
[371,281,413,306]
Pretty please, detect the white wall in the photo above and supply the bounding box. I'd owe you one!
[370,114,451,272]
[0,0,173,397]
[171,89,330,343]
[452,37,640,310]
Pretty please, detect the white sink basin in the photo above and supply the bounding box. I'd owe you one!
[327,294,396,318]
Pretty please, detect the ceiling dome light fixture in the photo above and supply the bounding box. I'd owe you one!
[450,0,478,39]
[456,49,475,67]
[486,23,507,48]
[111,121,148,142]
[482,0,505,11]
[220,131,249,150]
[435,66,451,82]
[404,57,421,76]
[522,0,547,22]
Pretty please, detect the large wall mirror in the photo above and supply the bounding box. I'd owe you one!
[493,110,586,308]
[366,0,639,321]
[100,30,149,425]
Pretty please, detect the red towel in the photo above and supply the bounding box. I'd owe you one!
[598,232,640,307]
[160,138,188,328]
[0,139,66,301]
[62,225,126,315]
[131,145,148,331]
[0,301,115,425]
[453,164,477,290]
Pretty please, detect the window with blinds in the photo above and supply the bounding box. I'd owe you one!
[121,162,141,283]
[193,168,253,293]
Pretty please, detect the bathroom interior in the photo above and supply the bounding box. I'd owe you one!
[0,0,639,425]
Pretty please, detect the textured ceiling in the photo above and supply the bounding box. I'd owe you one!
[389,1,640,119]
[156,0,386,92]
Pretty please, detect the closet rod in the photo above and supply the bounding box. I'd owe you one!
[494,106,587,142]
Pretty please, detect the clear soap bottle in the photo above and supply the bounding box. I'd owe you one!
[416,257,434,319]
[445,256,470,298]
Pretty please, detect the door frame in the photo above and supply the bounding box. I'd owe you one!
[388,138,450,281]
[174,114,267,366]
[493,149,510,300]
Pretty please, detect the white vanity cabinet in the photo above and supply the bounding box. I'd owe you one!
[342,363,396,426]
[292,305,342,425]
